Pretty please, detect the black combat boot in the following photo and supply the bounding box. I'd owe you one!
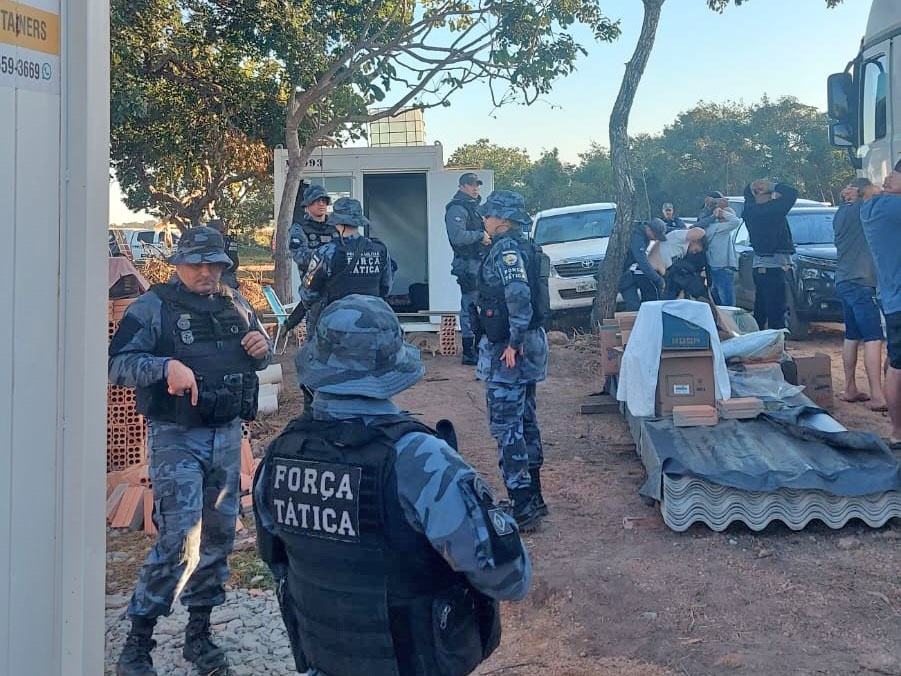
[183,607,228,675]
[116,617,157,676]
[508,487,543,532]
[529,467,549,517]
[461,337,478,366]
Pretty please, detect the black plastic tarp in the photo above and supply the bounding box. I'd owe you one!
[639,406,901,501]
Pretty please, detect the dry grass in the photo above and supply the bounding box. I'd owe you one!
[139,258,174,286]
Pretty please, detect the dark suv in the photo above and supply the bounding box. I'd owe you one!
[729,199,840,339]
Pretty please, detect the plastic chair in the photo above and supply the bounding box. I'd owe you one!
[262,285,299,355]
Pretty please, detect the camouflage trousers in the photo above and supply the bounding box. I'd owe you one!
[128,419,242,619]
[459,288,479,339]
[485,382,544,490]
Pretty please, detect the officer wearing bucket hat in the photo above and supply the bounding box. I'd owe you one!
[289,184,337,274]
[474,190,550,531]
[110,226,272,676]
[299,197,394,334]
[255,294,531,676]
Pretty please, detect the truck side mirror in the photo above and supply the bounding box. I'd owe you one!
[828,122,855,148]
[827,72,853,123]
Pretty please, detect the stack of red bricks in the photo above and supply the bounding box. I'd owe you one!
[108,298,147,472]
[439,314,460,356]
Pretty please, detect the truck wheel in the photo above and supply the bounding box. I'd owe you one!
[785,283,809,340]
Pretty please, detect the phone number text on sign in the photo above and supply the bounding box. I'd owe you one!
[0,54,51,80]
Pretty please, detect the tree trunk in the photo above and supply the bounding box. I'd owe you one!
[274,114,305,303]
[591,0,665,326]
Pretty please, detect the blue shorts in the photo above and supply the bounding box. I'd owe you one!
[836,281,884,342]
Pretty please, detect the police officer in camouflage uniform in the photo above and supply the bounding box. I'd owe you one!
[296,197,394,411]
[208,218,240,289]
[110,227,272,676]
[289,185,336,276]
[298,197,394,334]
[475,191,549,531]
[446,172,491,365]
[255,294,531,676]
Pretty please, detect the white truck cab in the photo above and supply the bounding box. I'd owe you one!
[827,0,901,184]
[530,202,616,313]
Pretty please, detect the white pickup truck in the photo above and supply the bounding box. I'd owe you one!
[530,202,616,315]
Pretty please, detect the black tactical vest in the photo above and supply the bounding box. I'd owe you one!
[478,234,550,342]
[302,215,336,250]
[445,195,484,259]
[136,283,259,426]
[324,236,387,304]
[262,415,497,676]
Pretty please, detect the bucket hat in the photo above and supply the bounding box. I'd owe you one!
[327,197,371,229]
[301,185,331,207]
[297,295,425,398]
[166,226,233,265]
[476,190,531,226]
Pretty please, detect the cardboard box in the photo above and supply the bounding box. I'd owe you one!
[599,326,622,377]
[655,350,716,416]
[615,311,638,331]
[661,313,710,350]
[783,352,833,409]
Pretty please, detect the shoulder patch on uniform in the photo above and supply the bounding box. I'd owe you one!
[454,216,462,222]
[502,251,519,266]
[488,508,514,536]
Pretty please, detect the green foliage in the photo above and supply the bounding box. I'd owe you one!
[448,97,854,218]
[110,0,286,228]
[447,138,533,194]
[252,0,625,299]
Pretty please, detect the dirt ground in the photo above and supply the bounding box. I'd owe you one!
[107,323,901,676]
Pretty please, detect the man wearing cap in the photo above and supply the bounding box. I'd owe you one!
[860,162,901,448]
[289,184,336,275]
[660,202,686,232]
[208,218,240,289]
[109,227,273,676]
[833,179,886,409]
[475,190,549,531]
[255,294,531,676]
[741,178,798,330]
[619,219,668,311]
[446,172,491,365]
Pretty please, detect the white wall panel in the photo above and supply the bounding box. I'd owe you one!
[10,88,61,676]
[0,0,108,673]
[0,87,16,676]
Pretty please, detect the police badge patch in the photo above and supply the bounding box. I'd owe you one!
[488,508,513,536]
[499,249,527,284]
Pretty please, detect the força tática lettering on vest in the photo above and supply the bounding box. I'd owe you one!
[347,251,382,275]
[271,460,362,542]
